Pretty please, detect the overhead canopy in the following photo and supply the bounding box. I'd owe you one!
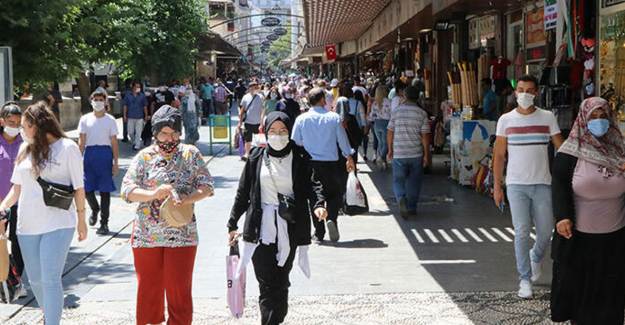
[197,31,242,58]
[303,0,391,48]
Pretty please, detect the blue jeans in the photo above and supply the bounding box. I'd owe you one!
[392,157,424,211]
[506,184,555,281]
[18,228,75,325]
[374,120,389,161]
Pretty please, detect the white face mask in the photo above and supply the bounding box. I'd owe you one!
[20,129,33,144]
[516,92,535,110]
[284,93,293,99]
[92,101,106,112]
[3,126,20,138]
[267,134,289,151]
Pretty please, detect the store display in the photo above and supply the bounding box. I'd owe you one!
[447,66,463,109]
[457,61,479,108]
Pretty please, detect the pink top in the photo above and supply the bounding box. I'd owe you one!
[573,159,625,233]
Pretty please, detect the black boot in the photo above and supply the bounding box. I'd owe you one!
[96,223,109,235]
[89,212,98,226]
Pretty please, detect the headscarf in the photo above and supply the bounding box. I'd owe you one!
[152,105,182,135]
[559,97,625,174]
[263,111,292,158]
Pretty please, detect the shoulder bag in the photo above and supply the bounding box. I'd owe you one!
[241,94,258,124]
[37,177,75,210]
[264,151,296,223]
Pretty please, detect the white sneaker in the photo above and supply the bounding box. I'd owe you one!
[518,279,533,299]
[531,260,543,282]
[16,284,28,298]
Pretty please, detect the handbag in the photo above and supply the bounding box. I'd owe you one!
[343,172,369,216]
[264,151,296,223]
[159,156,194,228]
[36,177,75,210]
[0,209,22,304]
[226,242,246,318]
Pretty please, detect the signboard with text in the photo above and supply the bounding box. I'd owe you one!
[0,47,12,105]
[544,0,557,30]
[603,0,625,7]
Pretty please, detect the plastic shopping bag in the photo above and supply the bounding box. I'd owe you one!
[343,172,369,216]
[226,242,246,318]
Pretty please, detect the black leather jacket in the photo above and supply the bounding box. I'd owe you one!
[227,146,325,245]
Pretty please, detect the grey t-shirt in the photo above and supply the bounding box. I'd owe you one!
[387,103,430,159]
[240,93,263,124]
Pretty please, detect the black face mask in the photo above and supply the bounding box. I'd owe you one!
[157,139,180,154]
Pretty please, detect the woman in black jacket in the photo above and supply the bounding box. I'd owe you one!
[227,111,327,325]
[551,97,625,325]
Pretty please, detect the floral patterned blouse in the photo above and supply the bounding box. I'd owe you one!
[121,144,213,248]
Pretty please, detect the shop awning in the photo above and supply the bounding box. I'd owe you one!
[303,0,391,48]
[197,31,242,58]
[433,0,525,20]
[360,4,433,53]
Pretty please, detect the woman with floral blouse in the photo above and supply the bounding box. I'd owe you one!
[121,105,213,325]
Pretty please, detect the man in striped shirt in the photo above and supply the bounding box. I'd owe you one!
[387,86,431,219]
[493,75,563,299]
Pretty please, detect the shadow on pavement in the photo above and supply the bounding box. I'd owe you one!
[319,239,388,249]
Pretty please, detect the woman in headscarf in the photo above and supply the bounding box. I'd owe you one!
[551,97,625,325]
[227,111,327,325]
[121,105,214,325]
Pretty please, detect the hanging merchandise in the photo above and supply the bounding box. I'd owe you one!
[447,66,463,109]
[514,50,525,81]
[458,62,479,108]
[491,56,511,94]
[477,53,490,103]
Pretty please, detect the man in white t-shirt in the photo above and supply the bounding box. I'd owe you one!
[238,81,264,160]
[493,75,563,299]
[78,92,119,235]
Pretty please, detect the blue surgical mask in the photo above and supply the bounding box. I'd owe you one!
[588,118,610,138]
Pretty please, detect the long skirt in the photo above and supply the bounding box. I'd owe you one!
[551,226,625,324]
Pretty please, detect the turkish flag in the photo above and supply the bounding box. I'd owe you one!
[325,44,337,61]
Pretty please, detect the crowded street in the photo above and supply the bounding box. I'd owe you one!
[0,0,622,324]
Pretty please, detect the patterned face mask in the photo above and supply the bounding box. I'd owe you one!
[157,139,180,154]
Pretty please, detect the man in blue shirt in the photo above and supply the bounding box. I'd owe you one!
[123,81,148,150]
[200,77,215,124]
[292,87,355,243]
[481,78,498,121]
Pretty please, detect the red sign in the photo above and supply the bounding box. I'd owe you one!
[325,44,337,61]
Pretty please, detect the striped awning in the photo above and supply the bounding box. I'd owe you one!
[303,0,391,48]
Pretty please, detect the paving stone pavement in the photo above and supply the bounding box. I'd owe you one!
[7,291,567,325]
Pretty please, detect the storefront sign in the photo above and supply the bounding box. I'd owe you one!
[544,0,557,30]
[468,16,495,49]
[273,27,287,36]
[526,7,546,48]
[0,47,12,106]
[266,34,279,41]
[603,0,625,7]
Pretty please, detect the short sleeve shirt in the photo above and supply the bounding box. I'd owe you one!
[121,144,213,248]
[496,108,561,185]
[0,134,22,199]
[78,113,118,147]
[387,103,430,159]
[11,138,84,235]
[240,93,264,124]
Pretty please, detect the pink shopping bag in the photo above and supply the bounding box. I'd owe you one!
[227,243,245,318]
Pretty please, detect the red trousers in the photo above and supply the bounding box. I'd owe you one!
[132,246,197,325]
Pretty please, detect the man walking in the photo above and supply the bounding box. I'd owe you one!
[238,81,264,160]
[387,86,431,219]
[214,78,232,115]
[123,81,148,150]
[493,75,563,299]
[292,87,355,243]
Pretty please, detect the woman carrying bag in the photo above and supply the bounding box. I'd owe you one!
[551,97,625,324]
[121,105,214,325]
[0,102,87,325]
[227,111,327,325]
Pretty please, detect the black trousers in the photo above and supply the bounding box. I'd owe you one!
[86,191,111,225]
[310,161,345,238]
[252,242,297,325]
[7,205,24,277]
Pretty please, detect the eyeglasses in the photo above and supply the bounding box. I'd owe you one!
[157,130,180,141]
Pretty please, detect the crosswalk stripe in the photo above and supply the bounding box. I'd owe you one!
[451,229,469,243]
[423,229,440,243]
[505,227,515,236]
[478,228,498,242]
[438,229,454,243]
[491,227,513,242]
[411,229,425,243]
[464,228,483,242]
[530,232,536,240]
